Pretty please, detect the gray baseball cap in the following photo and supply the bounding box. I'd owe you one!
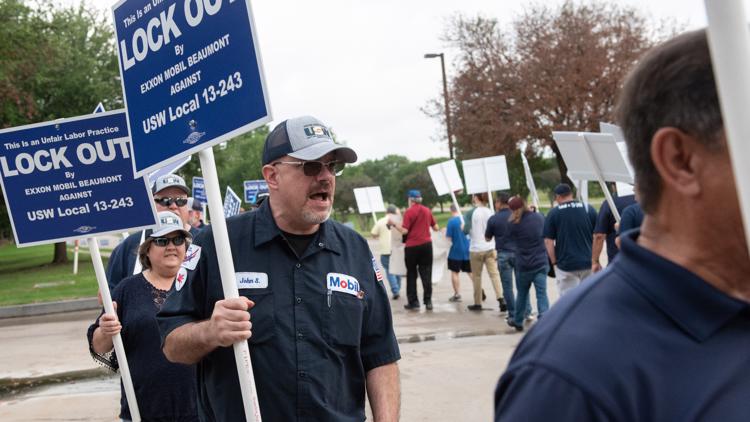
[262,116,357,165]
[152,174,189,195]
[150,211,192,238]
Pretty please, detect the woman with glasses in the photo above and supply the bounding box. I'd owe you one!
[87,211,198,422]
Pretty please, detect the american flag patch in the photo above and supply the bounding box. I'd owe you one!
[372,257,384,282]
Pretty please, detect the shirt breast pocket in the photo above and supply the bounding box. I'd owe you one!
[240,289,276,344]
[325,292,364,347]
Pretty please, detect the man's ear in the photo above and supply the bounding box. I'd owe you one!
[262,165,279,191]
[650,127,704,198]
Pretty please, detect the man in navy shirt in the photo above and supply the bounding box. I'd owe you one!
[495,29,750,421]
[591,191,635,272]
[543,183,597,296]
[158,116,400,422]
[485,193,522,321]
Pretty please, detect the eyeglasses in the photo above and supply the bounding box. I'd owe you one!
[154,197,188,207]
[152,235,187,247]
[272,160,345,177]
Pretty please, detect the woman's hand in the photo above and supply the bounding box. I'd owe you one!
[98,302,121,338]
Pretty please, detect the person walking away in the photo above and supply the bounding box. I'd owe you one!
[445,204,471,302]
[543,183,597,296]
[467,193,505,312]
[371,205,402,299]
[394,189,439,310]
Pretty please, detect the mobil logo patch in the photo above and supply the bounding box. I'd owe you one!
[327,273,360,296]
[236,272,268,289]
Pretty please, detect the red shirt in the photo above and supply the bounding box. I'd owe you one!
[402,203,436,247]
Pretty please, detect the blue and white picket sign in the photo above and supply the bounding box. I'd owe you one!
[148,155,191,187]
[192,176,206,204]
[243,179,267,204]
[0,110,158,246]
[223,185,242,217]
[112,0,272,178]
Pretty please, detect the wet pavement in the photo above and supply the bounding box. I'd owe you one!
[0,239,565,421]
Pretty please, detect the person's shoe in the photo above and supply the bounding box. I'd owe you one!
[448,294,462,302]
[404,302,420,310]
[482,290,487,301]
[507,319,524,332]
[425,301,433,310]
[498,298,508,312]
[467,304,483,311]
[392,294,400,300]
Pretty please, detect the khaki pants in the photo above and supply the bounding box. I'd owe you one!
[470,249,502,305]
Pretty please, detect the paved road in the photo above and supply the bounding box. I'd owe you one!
[0,241,565,421]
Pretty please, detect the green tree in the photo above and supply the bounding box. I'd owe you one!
[0,0,122,262]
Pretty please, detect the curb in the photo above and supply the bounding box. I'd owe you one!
[0,298,100,319]
[0,368,110,397]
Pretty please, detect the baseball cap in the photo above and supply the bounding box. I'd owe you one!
[262,116,358,165]
[150,211,192,238]
[187,197,203,212]
[508,196,525,211]
[152,174,189,195]
[553,183,572,196]
[408,189,421,199]
[386,205,398,214]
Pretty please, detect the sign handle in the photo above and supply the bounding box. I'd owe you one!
[73,240,80,275]
[88,237,141,422]
[440,163,463,225]
[705,0,750,258]
[580,134,620,222]
[198,147,262,422]
[520,153,541,210]
[482,160,494,211]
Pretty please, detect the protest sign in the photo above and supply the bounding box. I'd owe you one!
[0,109,154,421]
[0,110,157,246]
[427,160,464,223]
[113,0,271,177]
[192,176,206,203]
[224,186,242,217]
[599,122,634,177]
[462,155,510,208]
[353,186,385,223]
[243,179,268,204]
[552,131,632,222]
[704,0,750,256]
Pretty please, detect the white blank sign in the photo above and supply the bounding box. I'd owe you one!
[599,122,635,178]
[552,132,634,184]
[353,186,385,214]
[462,155,510,194]
[427,160,464,195]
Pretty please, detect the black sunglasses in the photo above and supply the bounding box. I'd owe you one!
[272,160,345,177]
[152,235,187,247]
[154,197,188,207]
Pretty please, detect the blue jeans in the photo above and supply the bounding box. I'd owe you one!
[380,254,400,295]
[513,265,550,327]
[497,252,530,320]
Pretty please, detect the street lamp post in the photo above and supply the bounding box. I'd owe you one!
[424,53,454,159]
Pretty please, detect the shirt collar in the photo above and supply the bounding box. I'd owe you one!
[253,200,342,254]
[618,231,749,342]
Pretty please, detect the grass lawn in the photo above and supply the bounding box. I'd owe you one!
[0,243,106,306]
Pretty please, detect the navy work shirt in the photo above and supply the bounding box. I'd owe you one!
[594,194,636,262]
[157,201,400,422]
[543,200,597,271]
[508,211,547,272]
[485,208,516,253]
[495,231,750,421]
[618,203,644,235]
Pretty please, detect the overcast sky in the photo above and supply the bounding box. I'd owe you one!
[87,0,739,161]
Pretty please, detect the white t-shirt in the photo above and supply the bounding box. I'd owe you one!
[469,206,495,252]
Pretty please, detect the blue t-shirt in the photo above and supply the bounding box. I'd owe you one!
[543,200,597,271]
[485,208,516,253]
[594,195,636,262]
[446,215,470,261]
[618,203,644,235]
[508,211,547,272]
[495,231,750,422]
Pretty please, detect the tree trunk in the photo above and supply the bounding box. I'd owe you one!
[52,242,68,264]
